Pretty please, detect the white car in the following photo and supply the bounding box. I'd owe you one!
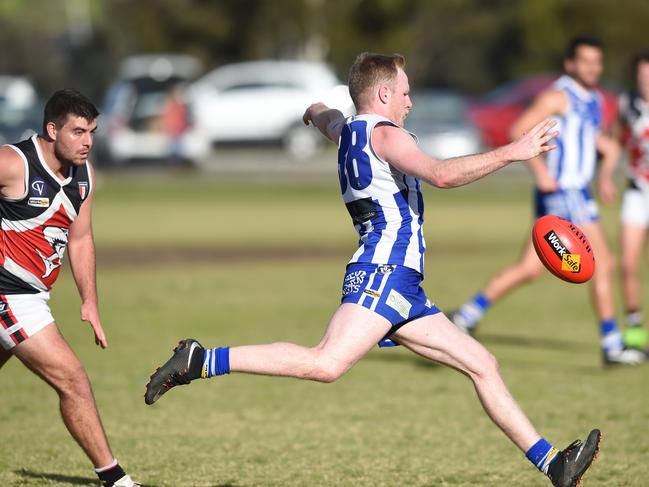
[96,54,210,165]
[0,76,40,145]
[188,60,354,159]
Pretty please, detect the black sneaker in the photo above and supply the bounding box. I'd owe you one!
[547,429,601,487]
[145,339,204,405]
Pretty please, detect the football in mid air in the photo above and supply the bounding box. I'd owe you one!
[532,215,595,284]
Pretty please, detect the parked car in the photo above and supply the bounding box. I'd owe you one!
[96,54,209,165]
[405,90,482,160]
[468,74,618,147]
[188,60,354,159]
[0,76,41,146]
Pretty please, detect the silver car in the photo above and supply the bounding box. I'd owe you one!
[188,60,353,159]
[405,90,482,160]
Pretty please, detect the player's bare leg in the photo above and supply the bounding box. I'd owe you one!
[619,222,649,348]
[579,222,644,364]
[393,313,540,450]
[579,222,615,320]
[392,313,601,486]
[145,303,391,403]
[620,224,646,316]
[230,304,390,381]
[12,323,114,467]
[451,235,545,333]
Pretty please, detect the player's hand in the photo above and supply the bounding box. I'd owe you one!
[81,301,107,348]
[598,176,617,204]
[303,104,317,125]
[303,102,328,126]
[508,119,559,161]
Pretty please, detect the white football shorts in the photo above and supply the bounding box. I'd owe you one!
[0,292,53,350]
[621,185,649,228]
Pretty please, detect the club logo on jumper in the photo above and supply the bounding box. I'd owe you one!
[31,179,46,196]
[0,300,7,315]
[342,270,366,295]
[28,197,50,208]
[561,253,581,273]
[35,226,69,279]
[78,182,88,200]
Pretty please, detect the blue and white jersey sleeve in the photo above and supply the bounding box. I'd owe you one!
[337,114,426,275]
[545,75,603,190]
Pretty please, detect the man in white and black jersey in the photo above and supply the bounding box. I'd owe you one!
[0,90,140,487]
[451,36,646,365]
[617,51,649,350]
[146,53,600,486]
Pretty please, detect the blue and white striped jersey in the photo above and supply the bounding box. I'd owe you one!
[337,114,426,275]
[545,75,603,189]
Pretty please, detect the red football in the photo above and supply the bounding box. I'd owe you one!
[532,215,595,283]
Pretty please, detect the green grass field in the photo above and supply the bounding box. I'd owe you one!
[0,169,647,486]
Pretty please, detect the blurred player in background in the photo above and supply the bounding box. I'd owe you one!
[451,36,646,365]
[617,51,649,350]
[0,90,140,487]
[146,52,601,487]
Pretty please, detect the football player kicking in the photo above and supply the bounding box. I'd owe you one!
[451,36,647,365]
[146,53,600,486]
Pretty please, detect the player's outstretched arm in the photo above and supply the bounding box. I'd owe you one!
[303,102,345,143]
[375,119,558,188]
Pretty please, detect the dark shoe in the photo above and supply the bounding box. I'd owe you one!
[547,429,601,487]
[145,339,204,405]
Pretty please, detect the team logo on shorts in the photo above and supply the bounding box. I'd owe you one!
[363,288,380,298]
[386,289,412,319]
[342,270,366,295]
[377,264,396,275]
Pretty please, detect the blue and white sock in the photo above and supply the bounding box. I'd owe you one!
[457,293,491,328]
[201,347,231,378]
[600,318,623,353]
[526,438,560,475]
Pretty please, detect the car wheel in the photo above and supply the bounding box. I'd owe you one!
[283,123,322,160]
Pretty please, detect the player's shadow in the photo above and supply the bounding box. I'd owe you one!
[15,469,160,486]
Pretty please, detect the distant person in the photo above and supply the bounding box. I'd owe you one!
[162,85,189,164]
[0,89,140,487]
[450,36,646,365]
[145,52,601,487]
[617,51,649,350]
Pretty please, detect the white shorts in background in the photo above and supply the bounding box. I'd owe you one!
[621,186,649,228]
[0,292,53,350]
